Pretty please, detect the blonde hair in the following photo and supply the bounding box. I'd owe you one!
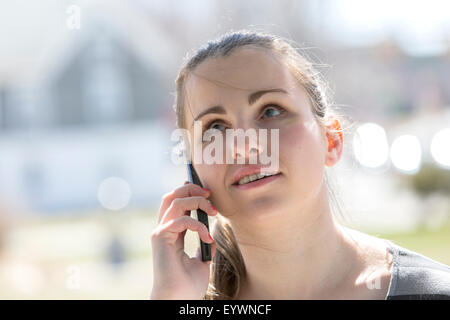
[173,29,350,299]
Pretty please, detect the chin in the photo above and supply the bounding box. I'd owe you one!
[237,195,287,224]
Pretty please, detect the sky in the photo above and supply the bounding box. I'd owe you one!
[1,0,449,84]
[324,0,450,55]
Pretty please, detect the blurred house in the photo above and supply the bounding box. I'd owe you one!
[0,2,183,214]
[0,1,180,129]
[328,39,450,124]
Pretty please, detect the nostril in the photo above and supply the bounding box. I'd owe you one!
[233,147,261,161]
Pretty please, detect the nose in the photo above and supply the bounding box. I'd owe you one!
[227,129,265,164]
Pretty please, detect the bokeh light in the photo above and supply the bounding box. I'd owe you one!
[390,135,422,174]
[353,123,389,168]
[430,128,450,168]
[97,177,132,211]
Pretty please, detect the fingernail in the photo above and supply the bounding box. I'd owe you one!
[201,187,210,192]
[208,233,214,242]
[210,204,218,212]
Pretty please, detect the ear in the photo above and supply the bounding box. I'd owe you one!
[324,115,344,167]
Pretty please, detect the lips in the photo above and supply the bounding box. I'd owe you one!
[231,165,280,186]
[232,172,282,190]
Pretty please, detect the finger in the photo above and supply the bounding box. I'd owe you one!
[157,183,211,224]
[160,196,217,226]
[161,216,214,246]
[159,182,210,220]
[174,229,188,252]
[195,238,216,264]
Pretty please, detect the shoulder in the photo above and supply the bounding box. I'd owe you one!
[384,239,450,300]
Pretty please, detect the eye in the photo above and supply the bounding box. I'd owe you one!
[260,104,285,119]
[201,104,285,141]
[202,122,227,143]
[204,121,227,133]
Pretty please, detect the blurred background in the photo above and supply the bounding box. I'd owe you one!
[0,0,449,299]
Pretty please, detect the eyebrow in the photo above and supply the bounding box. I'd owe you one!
[191,88,288,126]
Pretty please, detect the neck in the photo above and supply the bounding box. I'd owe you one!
[230,185,353,299]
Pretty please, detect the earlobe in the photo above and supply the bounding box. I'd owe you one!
[325,144,339,167]
[332,148,338,159]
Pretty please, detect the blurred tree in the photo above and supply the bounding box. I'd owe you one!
[405,163,450,198]
[399,163,450,231]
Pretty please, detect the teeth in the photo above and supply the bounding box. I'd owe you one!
[237,172,278,185]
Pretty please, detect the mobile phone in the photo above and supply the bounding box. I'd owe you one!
[186,163,212,261]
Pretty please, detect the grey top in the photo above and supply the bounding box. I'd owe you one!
[383,239,450,300]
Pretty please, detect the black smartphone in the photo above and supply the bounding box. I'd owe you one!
[186,163,212,261]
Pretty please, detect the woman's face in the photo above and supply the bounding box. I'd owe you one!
[183,47,340,227]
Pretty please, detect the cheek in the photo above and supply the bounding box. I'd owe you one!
[280,122,305,153]
[279,121,325,192]
[195,163,226,207]
[196,163,223,188]
[279,120,322,158]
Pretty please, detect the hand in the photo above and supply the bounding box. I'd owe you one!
[150,182,217,300]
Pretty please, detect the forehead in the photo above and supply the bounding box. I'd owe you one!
[184,47,297,111]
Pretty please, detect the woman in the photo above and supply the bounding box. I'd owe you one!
[150,30,450,300]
